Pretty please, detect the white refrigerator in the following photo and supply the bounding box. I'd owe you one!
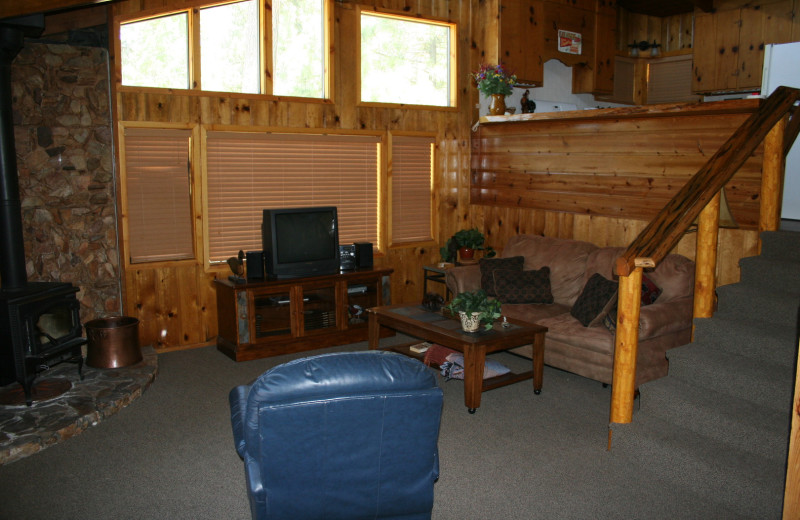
[761,42,800,221]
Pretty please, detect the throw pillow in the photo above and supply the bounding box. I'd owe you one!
[603,275,663,333]
[479,256,524,297]
[493,267,554,304]
[641,274,662,305]
[570,273,618,327]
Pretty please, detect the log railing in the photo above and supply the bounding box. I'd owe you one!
[609,86,800,430]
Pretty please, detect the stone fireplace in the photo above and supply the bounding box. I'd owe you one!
[0,17,120,404]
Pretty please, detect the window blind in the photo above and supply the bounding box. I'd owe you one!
[391,135,434,244]
[123,127,194,263]
[206,131,380,262]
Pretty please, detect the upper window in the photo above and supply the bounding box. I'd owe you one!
[120,13,189,89]
[360,11,455,107]
[118,0,326,98]
[273,0,325,98]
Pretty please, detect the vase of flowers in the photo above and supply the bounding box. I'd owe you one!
[472,63,517,115]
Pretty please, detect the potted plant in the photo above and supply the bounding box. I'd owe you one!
[440,228,496,263]
[471,63,517,115]
[445,289,502,332]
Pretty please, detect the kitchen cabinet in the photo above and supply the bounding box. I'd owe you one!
[573,2,617,95]
[692,0,795,93]
[497,1,545,86]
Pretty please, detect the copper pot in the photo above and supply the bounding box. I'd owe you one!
[85,316,142,369]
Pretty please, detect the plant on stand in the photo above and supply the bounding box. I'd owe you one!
[472,63,517,116]
[440,228,496,263]
[445,289,502,332]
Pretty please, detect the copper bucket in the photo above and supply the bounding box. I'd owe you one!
[85,316,142,369]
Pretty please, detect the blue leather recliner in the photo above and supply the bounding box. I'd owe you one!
[229,351,444,520]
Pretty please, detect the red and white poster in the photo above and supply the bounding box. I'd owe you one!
[558,30,582,55]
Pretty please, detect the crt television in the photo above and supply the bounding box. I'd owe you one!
[262,206,340,279]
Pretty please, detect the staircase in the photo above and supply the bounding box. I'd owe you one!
[612,230,800,518]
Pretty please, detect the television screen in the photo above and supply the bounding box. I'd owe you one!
[263,207,339,278]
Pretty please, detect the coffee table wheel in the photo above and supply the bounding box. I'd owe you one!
[468,408,476,414]
[534,389,541,395]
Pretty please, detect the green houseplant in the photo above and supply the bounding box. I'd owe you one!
[445,289,502,332]
[440,228,496,263]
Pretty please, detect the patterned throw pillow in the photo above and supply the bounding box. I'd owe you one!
[479,256,524,297]
[603,275,662,333]
[493,267,554,304]
[570,273,618,327]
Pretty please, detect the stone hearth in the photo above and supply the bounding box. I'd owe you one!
[0,346,157,465]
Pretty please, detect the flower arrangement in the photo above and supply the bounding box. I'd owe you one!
[472,63,517,96]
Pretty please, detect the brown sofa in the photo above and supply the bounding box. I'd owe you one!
[445,234,695,386]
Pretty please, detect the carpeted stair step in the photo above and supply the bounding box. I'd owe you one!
[714,283,800,326]
[637,376,792,462]
[691,315,798,368]
[610,417,785,519]
[759,230,800,260]
[665,341,795,412]
[738,255,800,294]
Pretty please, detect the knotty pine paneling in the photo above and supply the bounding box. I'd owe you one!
[472,103,764,228]
[468,101,764,287]
[113,0,473,349]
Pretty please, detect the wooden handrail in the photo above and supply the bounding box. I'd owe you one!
[609,86,800,440]
[616,86,800,277]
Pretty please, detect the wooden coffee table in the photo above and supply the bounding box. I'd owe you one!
[368,304,547,413]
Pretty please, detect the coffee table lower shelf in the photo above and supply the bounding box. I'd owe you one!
[368,305,546,413]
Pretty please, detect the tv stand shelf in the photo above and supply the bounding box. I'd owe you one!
[214,268,393,361]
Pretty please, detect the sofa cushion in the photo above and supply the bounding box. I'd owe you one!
[604,274,662,333]
[479,256,524,296]
[570,273,618,327]
[493,267,554,304]
[502,235,597,306]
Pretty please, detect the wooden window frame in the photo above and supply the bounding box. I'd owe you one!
[356,7,458,111]
[118,123,201,267]
[112,0,333,101]
[388,132,436,247]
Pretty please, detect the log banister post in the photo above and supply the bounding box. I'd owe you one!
[760,115,787,251]
[693,191,721,323]
[609,267,643,427]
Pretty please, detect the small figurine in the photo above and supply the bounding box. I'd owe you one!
[227,250,246,283]
[521,90,536,114]
[422,292,445,312]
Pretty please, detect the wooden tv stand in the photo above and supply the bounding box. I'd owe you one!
[214,268,393,361]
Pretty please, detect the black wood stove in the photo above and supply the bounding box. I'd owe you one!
[0,16,85,405]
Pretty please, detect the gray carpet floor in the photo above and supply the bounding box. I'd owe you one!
[1,231,796,519]
[0,338,789,519]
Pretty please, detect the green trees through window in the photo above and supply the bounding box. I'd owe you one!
[360,12,453,107]
[120,13,189,89]
[119,0,325,98]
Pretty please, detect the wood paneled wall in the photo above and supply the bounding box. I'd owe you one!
[110,0,766,351]
[111,0,475,350]
[469,101,764,286]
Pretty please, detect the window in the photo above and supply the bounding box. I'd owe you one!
[360,11,455,107]
[122,128,194,263]
[390,135,435,244]
[200,1,261,94]
[205,131,380,262]
[120,13,189,89]
[273,0,325,97]
[118,0,326,98]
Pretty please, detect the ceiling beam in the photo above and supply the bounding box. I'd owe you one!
[0,0,115,21]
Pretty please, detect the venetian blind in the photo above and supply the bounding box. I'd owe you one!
[206,131,380,262]
[391,135,434,244]
[123,127,194,263]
